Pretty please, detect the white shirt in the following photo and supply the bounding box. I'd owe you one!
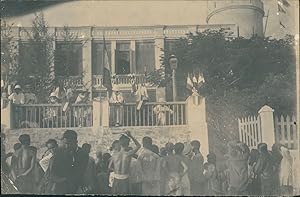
[8,92,25,104]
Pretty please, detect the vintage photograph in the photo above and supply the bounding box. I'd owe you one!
[1,0,299,195]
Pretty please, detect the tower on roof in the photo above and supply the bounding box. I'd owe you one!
[206,0,265,38]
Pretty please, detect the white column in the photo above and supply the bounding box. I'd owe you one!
[186,96,209,160]
[82,38,92,96]
[154,26,165,70]
[130,40,136,73]
[154,38,164,70]
[258,105,275,150]
[111,40,116,74]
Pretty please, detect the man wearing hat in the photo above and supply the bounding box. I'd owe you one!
[110,86,124,127]
[47,130,89,194]
[8,85,25,104]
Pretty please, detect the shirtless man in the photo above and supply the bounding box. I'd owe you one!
[138,137,161,195]
[164,143,189,196]
[11,134,36,193]
[109,131,141,195]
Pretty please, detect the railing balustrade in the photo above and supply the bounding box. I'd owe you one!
[109,102,186,127]
[13,103,93,129]
[93,74,148,88]
[56,76,83,87]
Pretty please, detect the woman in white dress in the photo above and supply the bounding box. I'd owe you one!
[279,145,293,195]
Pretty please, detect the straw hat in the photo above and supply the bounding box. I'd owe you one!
[14,85,21,90]
[49,92,58,98]
[158,98,166,103]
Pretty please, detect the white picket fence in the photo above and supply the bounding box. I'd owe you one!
[275,115,298,149]
[238,115,262,150]
[238,105,298,150]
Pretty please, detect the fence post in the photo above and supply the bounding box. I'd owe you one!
[186,95,209,158]
[258,105,275,150]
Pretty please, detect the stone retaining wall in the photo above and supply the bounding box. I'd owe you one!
[3,126,191,159]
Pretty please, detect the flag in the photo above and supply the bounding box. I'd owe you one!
[186,74,193,90]
[278,0,290,7]
[278,4,286,14]
[102,35,112,94]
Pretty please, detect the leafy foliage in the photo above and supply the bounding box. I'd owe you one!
[161,29,296,149]
[1,21,19,89]
[17,12,55,102]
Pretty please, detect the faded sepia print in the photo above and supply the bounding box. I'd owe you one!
[1,0,299,196]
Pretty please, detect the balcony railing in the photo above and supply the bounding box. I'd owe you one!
[13,103,93,129]
[109,102,187,127]
[93,74,148,88]
[56,76,83,87]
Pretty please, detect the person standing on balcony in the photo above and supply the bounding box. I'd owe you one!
[136,83,149,111]
[153,98,174,126]
[74,90,90,127]
[24,85,37,104]
[45,92,59,128]
[109,131,141,195]
[8,85,25,104]
[109,86,124,127]
[1,91,9,109]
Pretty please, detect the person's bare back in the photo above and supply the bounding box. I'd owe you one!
[165,154,182,174]
[15,147,34,175]
[111,150,131,175]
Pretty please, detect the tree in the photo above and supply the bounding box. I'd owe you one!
[1,20,19,91]
[2,13,89,102]
[161,29,296,152]
[18,12,55,103]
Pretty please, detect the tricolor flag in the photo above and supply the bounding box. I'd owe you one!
[278,0,290,7]
[186,74,193,91]
[102,35,112,95]
[277,4,286,14]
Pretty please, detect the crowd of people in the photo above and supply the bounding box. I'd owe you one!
[1,128,295,195]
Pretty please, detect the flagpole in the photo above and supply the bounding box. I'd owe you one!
[102,30,110,100]
[263,9,270,37]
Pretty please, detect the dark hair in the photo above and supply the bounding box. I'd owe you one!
[62,130,78,141]
[191,140,200,150]
[29,146,37,153]
[13,143,22,151]
[110,140,120,151]
[82,143,92,153]
[143,136,152,148]
[258,143,268,153]
[18,134,30,146]
[165,142,174,153]
[174,143,184,155]
[46,139,58,147]
[160,147,167,157]
[248,149,259,166]
[151,144,159,155]
[119,135,130,148]
[207,153,217,164]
